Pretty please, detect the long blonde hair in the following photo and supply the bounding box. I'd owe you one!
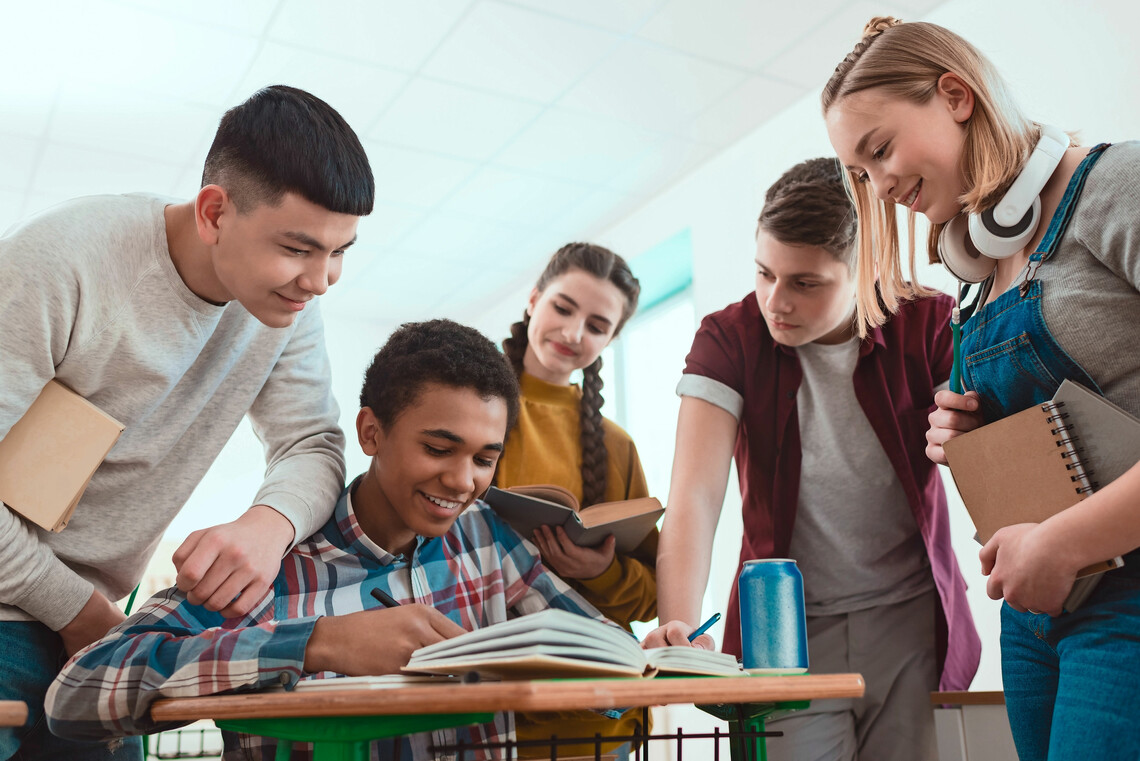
[821,17,1040,333]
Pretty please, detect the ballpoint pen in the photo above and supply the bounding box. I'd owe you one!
[370,587,402,608]
[687,612,721,642]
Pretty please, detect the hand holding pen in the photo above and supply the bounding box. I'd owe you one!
[688,612,721,642]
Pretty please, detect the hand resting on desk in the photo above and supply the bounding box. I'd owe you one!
[303,604,467,675]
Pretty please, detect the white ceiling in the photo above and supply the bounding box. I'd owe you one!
[0,0,946,326]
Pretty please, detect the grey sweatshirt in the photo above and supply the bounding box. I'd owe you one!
[0,194,346,630]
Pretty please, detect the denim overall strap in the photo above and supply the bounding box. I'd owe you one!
[959,145,1111,422]
[1019,143,1112,290]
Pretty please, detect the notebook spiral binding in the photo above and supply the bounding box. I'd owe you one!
[1044,401,1099,494]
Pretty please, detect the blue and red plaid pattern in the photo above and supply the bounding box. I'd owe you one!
[46,481,606,760]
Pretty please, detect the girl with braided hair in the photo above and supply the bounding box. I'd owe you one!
[824,15,1140,760]
[497,242,656,760]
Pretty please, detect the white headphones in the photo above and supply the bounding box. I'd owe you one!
[937,124,1070,283]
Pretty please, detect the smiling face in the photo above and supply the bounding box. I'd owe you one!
[825,76,974,225]
[198,189,360,328]
[354,383,508,556]
[755,230,857,347]
[522,268,627,385]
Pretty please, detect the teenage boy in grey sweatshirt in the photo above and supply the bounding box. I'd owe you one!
[0,85,390,760]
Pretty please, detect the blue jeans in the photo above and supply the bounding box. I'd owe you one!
[0,621,142,761]
[1000,559,1140,761]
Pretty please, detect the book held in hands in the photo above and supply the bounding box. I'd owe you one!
[0,380,124,532]
[404,608,744,680]
[944,379,1135,610]
[485,485,663,552]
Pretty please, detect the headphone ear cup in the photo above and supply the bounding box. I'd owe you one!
[938,214,996,284]
[968,196,1041,259]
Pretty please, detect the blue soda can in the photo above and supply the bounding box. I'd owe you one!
[739,559,809,673]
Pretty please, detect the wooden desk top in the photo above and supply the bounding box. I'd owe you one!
[0,700,28,727]
[152,673,864,722]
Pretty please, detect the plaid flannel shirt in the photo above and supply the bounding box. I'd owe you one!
[46,480,606,760]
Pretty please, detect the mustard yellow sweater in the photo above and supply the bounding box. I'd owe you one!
[497,372,658,757]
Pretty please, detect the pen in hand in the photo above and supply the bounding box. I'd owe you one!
[687,612,721,642]
[370,588,402,608]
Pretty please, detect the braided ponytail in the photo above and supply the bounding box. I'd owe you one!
[502,313,529,376]
[578,357,608,507]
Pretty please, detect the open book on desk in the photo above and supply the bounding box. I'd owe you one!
[404,609,744,680]
[944,379,1136,610]
[485,485,662,553]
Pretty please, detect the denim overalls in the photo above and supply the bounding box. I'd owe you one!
[959,143,1140,760]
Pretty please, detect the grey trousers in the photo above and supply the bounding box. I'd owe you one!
[764,589,940,761]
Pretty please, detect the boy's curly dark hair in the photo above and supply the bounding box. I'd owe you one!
[360,319,520,432]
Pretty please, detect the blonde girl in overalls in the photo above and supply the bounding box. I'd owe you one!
[822,16,1140,761]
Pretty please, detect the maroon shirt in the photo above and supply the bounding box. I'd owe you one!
[682,291,980,691]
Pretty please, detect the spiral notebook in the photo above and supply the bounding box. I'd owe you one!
[944,380,1137,610]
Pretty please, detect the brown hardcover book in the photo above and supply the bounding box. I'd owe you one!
[484,485,662,552]
[944,380,1134,609]
[0,380,124,532]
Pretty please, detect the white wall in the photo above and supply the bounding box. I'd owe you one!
[587,0,1140,692]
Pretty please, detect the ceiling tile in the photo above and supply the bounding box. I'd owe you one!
[32,143,184,200]
[227,42,408,134]
[0,134,41,192]
[558,40,745,132]
[268,0,473,73]
[363,141,480,209]
[685,75,807,145]
[421,2,621,102]
[49,83,218,166]
[370,79,543,161]
[111,0,280,35]
[439,167,595,228]
[604,136,715,196]
[541,187,647,243]
[326,245,509,325]
[394,210,538,267]
[355,204,430,250]
[493,108,656,185]
[636,0,849,71]
[505,0,667,33]
[761,0,918,89]
[61,3,260,107]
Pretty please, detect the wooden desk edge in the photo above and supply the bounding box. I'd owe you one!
[152,673,865,722]
[930,691,1005,706]
[0,700,29,727]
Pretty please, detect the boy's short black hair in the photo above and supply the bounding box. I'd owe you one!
[201,85,374,216]
[360,319,520,433]
[758,157,856,268]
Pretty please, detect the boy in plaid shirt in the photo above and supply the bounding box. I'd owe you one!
[45,319,608,760]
